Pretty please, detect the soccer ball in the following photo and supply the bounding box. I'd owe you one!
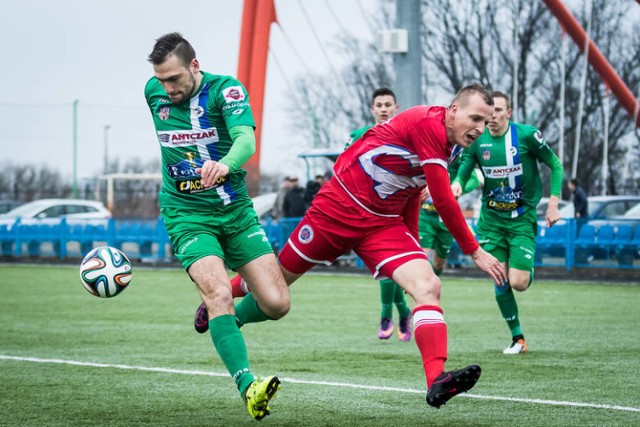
[79,246,132,298]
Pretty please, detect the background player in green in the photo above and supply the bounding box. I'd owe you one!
[145,32,290,420]
[452,91,563,354]
[348,87,412,341]
[419,157,482,276]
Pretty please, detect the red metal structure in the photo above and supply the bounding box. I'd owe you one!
[237,0,278,194]
[542,0,640,127]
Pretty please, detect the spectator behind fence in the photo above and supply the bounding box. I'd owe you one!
[568,178,588,219]
[304,174,326,208]
[282,176,306,218]
[272,176,295,220]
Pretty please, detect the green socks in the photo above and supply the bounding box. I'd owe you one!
[393,282,411,319]
[209,314,254,395]
[234,293,275,325]
[494,283,523,337]
[380,279,411,319]
[379,279,395,318]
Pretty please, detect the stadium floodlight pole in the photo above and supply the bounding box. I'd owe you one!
[602,88,609,196]
[393,0,421,110]
[72,99,79,199]
[103,125,111,176]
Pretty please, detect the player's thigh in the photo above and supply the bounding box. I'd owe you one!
[476,221,509,263]
[278,214,355,275]
[161,208,225,270]
[236,253,290,318]
[356,221,428,280]
[221,204,275,270]
[434,222,454,259]
[419,219,438,249]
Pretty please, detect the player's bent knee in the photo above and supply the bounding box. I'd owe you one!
[510,279,529,292]
[409,276,441,305]
[259,293,290,320]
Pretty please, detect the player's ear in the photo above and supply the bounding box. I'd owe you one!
[449,103,458,118]
[190,58,200,74]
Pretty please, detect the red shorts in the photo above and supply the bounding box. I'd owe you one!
[278,181,428,279]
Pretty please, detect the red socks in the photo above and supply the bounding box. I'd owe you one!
[413,305,448,387]
[230,274,248,298]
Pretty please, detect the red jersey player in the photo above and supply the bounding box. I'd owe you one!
[197,83,507,409]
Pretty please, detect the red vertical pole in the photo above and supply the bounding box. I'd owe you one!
[237,0,278,195]
[542,0,640,127]
[237,0,257,88]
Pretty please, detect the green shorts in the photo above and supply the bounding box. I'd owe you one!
[161,199,274,270]
[418,215,453,259]
[476,213,537,272]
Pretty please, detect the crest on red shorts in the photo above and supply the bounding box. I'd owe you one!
[298,225,314,244]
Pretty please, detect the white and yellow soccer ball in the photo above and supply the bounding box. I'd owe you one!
[79,246,132,298]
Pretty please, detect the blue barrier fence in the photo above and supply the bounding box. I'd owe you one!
[0,217,638,270]
[0,218,172,260]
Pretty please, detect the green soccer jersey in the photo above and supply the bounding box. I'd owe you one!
[145,72,256,210]
[344,124,373,150]
[454,122,563,221]
[420,155,480,219]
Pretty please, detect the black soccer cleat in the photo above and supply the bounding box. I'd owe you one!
[194,302,209,334]
[426,364,481,408]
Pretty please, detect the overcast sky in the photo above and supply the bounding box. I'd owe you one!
[0,0,378,183]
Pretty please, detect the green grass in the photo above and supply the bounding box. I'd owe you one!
[1,265,639,426]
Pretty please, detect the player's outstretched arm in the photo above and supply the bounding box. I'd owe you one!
[470,247,507,286]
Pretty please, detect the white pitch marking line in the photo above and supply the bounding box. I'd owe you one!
[1,354,639,413]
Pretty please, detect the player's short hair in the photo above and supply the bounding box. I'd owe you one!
[570,178,579,186]
[492,91,512,110]
[450,83,494,108]
[148,32,196,66]
[371,87,397,105]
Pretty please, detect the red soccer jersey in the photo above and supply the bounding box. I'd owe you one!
[332,105,478,254]
[334,106,451,216]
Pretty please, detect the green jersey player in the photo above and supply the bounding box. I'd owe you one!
[347,88,412,342]
[419,155,482,276]
[145,32,289,420]
[452,91,563,354]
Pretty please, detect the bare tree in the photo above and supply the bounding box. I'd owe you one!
[0,162,72,202]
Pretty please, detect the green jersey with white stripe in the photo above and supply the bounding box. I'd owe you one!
[420,155,481,219]
[145,72,255,210]
[454,122,563,222]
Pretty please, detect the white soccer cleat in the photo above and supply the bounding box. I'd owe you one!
[503,338,528,354]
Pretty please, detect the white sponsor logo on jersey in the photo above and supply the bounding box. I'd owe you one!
[157,128,219,147]
[222,86,245,103]
[482,164,523,178]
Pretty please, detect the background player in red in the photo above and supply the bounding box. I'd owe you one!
[202,83,507,408]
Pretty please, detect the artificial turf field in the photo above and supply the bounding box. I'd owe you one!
[1,265,639,426]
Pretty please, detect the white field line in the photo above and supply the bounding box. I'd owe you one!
[1,354,639,414]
